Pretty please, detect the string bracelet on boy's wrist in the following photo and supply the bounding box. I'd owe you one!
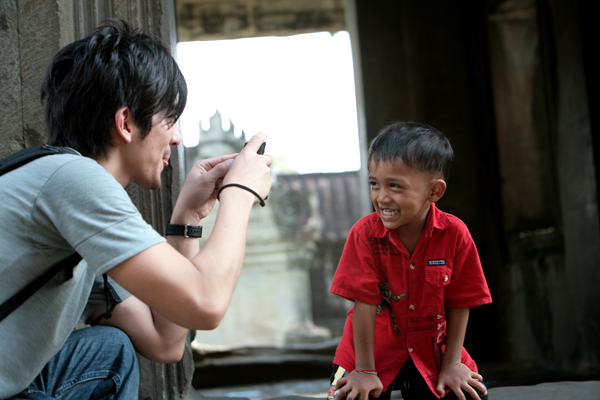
[355,369,378,375]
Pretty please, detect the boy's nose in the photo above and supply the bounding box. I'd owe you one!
[377,189,391,203]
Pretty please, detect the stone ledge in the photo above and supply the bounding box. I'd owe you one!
[186,380,600,400]
[487,380,600,400]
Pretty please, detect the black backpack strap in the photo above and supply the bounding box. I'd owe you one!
[0,145,79,176]
[0,145,83,323]
[0,253,82,323]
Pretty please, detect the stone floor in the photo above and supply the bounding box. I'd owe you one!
[185,379,600,400]
[186,341,600,400]
[185,379,329,399]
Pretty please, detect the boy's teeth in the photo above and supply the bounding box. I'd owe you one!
[382,209,398,215]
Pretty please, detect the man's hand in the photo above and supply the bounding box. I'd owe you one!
[335,370,383,400]
[221,132,272,206]
[436,362,486,400]
[173,132,272,224]
[173,154,237,224]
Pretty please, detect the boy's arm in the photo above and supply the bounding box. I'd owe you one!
[436,307,487,400]
[335,300,383,400]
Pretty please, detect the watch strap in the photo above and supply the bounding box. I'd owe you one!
[165,222,202,238]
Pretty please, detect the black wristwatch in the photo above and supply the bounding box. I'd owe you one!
[165,222,203,238]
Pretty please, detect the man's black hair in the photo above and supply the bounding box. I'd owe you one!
[41,19,187,158]
[368,121,454,180]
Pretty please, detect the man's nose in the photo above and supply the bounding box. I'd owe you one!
[171,123,181,146]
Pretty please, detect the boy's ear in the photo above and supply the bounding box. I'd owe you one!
[429,179,447,202]
[112,106,134,144]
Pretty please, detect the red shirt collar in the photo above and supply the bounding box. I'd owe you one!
[369,202,451,239]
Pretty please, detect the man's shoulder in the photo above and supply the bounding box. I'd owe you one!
[2,153,103,182]
[35,155,120,192]
[36,153,101,172]
[1,154,117,206]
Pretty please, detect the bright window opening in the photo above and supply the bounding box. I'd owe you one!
[177,31,360,174]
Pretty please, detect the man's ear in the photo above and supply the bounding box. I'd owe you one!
[429,179,447,202]
[113,106,134,144]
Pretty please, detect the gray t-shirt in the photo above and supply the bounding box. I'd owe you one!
[0,154,165,397]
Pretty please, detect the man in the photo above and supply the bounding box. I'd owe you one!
[0,19,272,399]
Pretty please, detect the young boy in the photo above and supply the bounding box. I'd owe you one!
[329,122,492,400]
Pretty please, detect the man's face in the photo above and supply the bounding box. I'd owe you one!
[369,160,433,233]
[127,113,181,190]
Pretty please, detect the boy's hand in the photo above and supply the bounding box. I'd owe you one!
[335,370,383,400]
[436,362,487,400]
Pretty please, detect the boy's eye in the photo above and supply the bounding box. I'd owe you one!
[369,181,378,188]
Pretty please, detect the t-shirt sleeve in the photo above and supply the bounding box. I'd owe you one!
[445,223,492,309]
[32,158,166,277]
[330,223,382,305]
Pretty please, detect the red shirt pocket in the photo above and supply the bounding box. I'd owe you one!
[425,264,453,287]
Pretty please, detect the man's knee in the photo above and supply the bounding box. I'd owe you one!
[72,326,139,398]
[78,326,138,373]
[16,327,139,399]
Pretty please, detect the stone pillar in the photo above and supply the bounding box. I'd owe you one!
[546,0,600,371]
[0,1,193,398]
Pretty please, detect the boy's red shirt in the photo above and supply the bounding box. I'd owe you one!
[330,203,492,397]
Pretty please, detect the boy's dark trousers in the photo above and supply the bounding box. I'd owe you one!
[330,358,488,400]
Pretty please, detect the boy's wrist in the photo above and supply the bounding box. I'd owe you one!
[355,369,378,375]
[440,357,463,369]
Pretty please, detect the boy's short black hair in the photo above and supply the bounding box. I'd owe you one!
[368,121,454,180]
[41,19,187,158]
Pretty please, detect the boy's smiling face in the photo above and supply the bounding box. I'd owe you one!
[369,160,439,233]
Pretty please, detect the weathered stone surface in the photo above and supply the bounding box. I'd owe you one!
[176,0,346,42]
[0,1,24,158]
[18,0,61,148]
[487,381,600,400]
[191,340,337,388]
[186,380,600,400]
[549,0,600,371]
[487,1,558,234]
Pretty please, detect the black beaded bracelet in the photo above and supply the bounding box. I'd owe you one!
[217,183,267,207]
